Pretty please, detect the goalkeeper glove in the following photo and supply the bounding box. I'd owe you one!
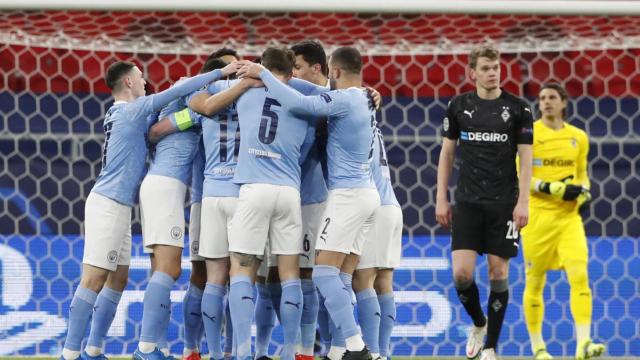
[576,188,592,211]
[533,175,584,201]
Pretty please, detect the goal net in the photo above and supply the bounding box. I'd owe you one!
[0,7,638,357]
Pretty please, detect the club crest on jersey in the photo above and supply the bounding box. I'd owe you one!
[107,250,118,263]
[571,138,577,147]
[170,226,183,240]
[501,106,510,122]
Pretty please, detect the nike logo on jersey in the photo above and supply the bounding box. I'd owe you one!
[285,301,301,309]
[202,312,216,322]
[241,296,255,302]
[463,110,475,118]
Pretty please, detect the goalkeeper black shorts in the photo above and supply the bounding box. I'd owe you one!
[451,200,520,259]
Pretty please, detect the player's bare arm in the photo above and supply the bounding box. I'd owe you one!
[435,137,456,228]
[514,143,532,230]
[148,117,178,143]
[189,77,262,117]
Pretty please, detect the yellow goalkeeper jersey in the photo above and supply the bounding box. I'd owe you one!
[529,119,590,214]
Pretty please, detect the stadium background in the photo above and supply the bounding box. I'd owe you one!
[0,7,639,358]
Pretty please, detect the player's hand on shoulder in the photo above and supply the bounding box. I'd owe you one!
[237,60,265,79]
[435,199,452,229]
[221,60,243,77]
[365,87,382,110]
[512,201,528,230]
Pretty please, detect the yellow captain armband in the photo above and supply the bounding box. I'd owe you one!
[174,108,194,131]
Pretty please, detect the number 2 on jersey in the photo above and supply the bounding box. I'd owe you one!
[506,220,519,240]
[259,97,281,144]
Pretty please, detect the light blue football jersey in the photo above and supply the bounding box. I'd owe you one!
[91,69,225,206]
[372,127,400,207]
[232,77,323,190]
[259,70,376,190]
[299,122,328,205]
[189,136,205,204]
[193,80,242,198]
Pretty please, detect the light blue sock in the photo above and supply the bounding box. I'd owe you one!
[312,266,360,340]
[140,271,175,345]
[339,272,354,306]
[300,279,319,353]
[266,281,282,321]
[317,294,331,352]
[86,287,122,349]
[64,286,98,351]
[356,288,381,354]
[254,283,276,359]
[183,283,204,351]
[202,283,226,359]
[156,286,173,352]
[330,316,346,348]
[223,298,234,355]
[229,275,254,360]
[329,272,354,349]
[378,293,396,357]
[280,279,303,360]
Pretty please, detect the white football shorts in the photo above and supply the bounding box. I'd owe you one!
[315,188,380,255]
[139,174,187,251]
[199,196,238,259]
[299,201,326,268]
[188,202,204,261]
[82,192,132,271]
[357,205,403,269]
[229,183,302,256]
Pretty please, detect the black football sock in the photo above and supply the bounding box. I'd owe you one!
[485,279,509,350]
[455,279,487,327]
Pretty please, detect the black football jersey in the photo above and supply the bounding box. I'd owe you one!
[442,90,534,203]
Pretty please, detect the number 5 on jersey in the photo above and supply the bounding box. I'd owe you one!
[259,97,280,144]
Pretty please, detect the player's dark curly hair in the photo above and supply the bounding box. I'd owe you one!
[199,58,229,74]
[206,47,239,62]
[105,61,136,91]
[291,40,328,76]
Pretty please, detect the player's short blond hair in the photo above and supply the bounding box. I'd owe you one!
[469,45,500,69]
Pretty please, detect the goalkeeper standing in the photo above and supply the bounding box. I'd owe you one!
[522,83,605,360]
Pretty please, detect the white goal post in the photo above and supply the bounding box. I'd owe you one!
[1,0,640,14]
